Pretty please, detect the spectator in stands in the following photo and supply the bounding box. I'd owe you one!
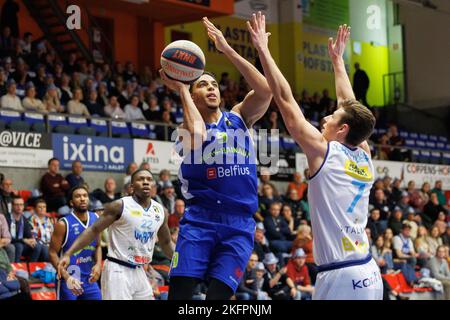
[22,82,46,112]
[434,211,448,236]
[286,248,314,300]
[392,223,419,285]
[264,202,295,260]
[281,204,296,234]
[6,196,43,262]
[427,245,450,300]
[40,158,70,212]
[144,94,161,121]
[104,95,125,119]
[157,169,171,193]
[29,199,53,262]
[402,211,419,241]
[259,183,282,217]
[367,208,386,240]
[160,181,176,214]
[168,199,185,229]
[0,67,7,97]
[123,62,137,82]
[124,94,145,121]
[383,228,394,249]
[32,64,47,98]
[65,160,85,190]
[291,224,317,284]
[0,177,16,215]
[262,253,296,300]
[67,88,90,116]
[431,181,446,206]
[284,189,304,227]
[236,252,259,300]
[140,66,152,87]
[97,82,109,107]
[0,212,14,262]
[123,162,138,186]
[415,225,434,266]
[253,262,271,300]
[397,192,415,219]
[370,188,391,220]
[119,79,136,106]
[59,73,72,107]
[418,182,431,207]
[149,180,163,205]
[85,89,105,117]
[429,226,443,256]
[443,228,450,247]
[371,235,394,274]
[0,26,15,57]
[253,222,271,262]
[422,193,446,229]
[43,84,63,113]
[389,178,403,206]
[388,207,404,236]
[387,125,405,161]
[286,172,307,201]
[91,177,120,205]
[353,62,370,107]
[0,79,23,110]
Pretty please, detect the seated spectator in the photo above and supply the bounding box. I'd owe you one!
[392,223,419,285]
[0,249,21,300]
[417,182,431,211]
[59,73,72,106]
[427,245,450,300]
[367,208,386,241]
[258,183,282,217]
[67,88,90,116]
[434,211,448,236]
[65,160,85,189]
[144,94,161,121]
[431,180,446,206]
[155,110,175,140]
[124,94,145,120]
[291,224,317,284]
[388,207,404,236]
[429,226,443,256]
[84,89,105,117]
[43,84,63,113]
[29,199,53,262]
[168,199,185,229]
[160,181,176,214]
[397,192,415,219]
[22,81,46,112]
[97,82,109,107]
[402,211,419,241]
[123,162,138,187]
[157,169,171,193]
[370,188,391,220]
[91,177,120,205]
[286,248,314,300]
[387,124,405,161]
[441,227,450,247]
[0,27,16,57]
[281,204,296,234]
[253,222,271,262]
[40,158,70,212]
[262,253,297,300]
[415,225,434,266]
[119,79,136,106]
[286,172,307,201]
[235,252,259,300]
[6,196,43,262]
[283,189,304,227]
[422,193,446,229]
[253,262,271,300]
[0,177,17,215]
[104,95,125,119]
[371,235,395,274]
[264,202,295,260]
[0,212,14,263]
[0,79,23,110]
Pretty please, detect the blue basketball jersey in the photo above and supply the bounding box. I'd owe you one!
[60,211,98,281]
[177,111,258,216]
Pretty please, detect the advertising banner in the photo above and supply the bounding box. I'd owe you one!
[134,139,182,175]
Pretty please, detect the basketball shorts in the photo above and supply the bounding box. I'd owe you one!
[169,205,256,292]
[101,259,154,300]
[57,278,102,300]
[313,258,383,300]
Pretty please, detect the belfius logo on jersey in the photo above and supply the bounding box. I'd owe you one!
[206,165,251,179]
[52,134,133,172]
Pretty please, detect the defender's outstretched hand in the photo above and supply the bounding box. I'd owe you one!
[202,17,230,53]
[328,24,351,61]
[246,11,271,51]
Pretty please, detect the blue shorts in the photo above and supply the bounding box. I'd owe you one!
[57,278,102,300]
[169,205,256,292]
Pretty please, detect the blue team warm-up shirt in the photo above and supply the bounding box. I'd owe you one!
[57,211,101,300]
[177,111,258,216]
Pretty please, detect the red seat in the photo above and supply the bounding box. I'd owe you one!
[153,265,170,273]
[31,292,56,300]
[396,273,414,293]
[28,262,56,288]
[158,285,169,293]
[11,262,28,273]
[382,274,401,292]
[18,190,32,203]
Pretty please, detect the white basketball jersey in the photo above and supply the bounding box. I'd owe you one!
[107,196,165,266]
[308,141,374,266]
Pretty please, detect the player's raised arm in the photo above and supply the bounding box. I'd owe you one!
[203,17,272,127]
[247,12,327,163]
[159,69,207,151]
[57,200,122,277]
[328,25,371,155]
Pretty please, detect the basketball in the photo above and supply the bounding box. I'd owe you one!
[160,40,205,83]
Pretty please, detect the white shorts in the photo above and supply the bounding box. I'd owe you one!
[313,258,383,300]
[101,260,154,300]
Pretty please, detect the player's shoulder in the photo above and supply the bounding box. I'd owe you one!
[225,110,248,130]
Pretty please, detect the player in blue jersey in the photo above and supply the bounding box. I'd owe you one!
[49,186,102,300]
[161,17,273,300]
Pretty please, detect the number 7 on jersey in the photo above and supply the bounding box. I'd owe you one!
[347,180,367,213]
